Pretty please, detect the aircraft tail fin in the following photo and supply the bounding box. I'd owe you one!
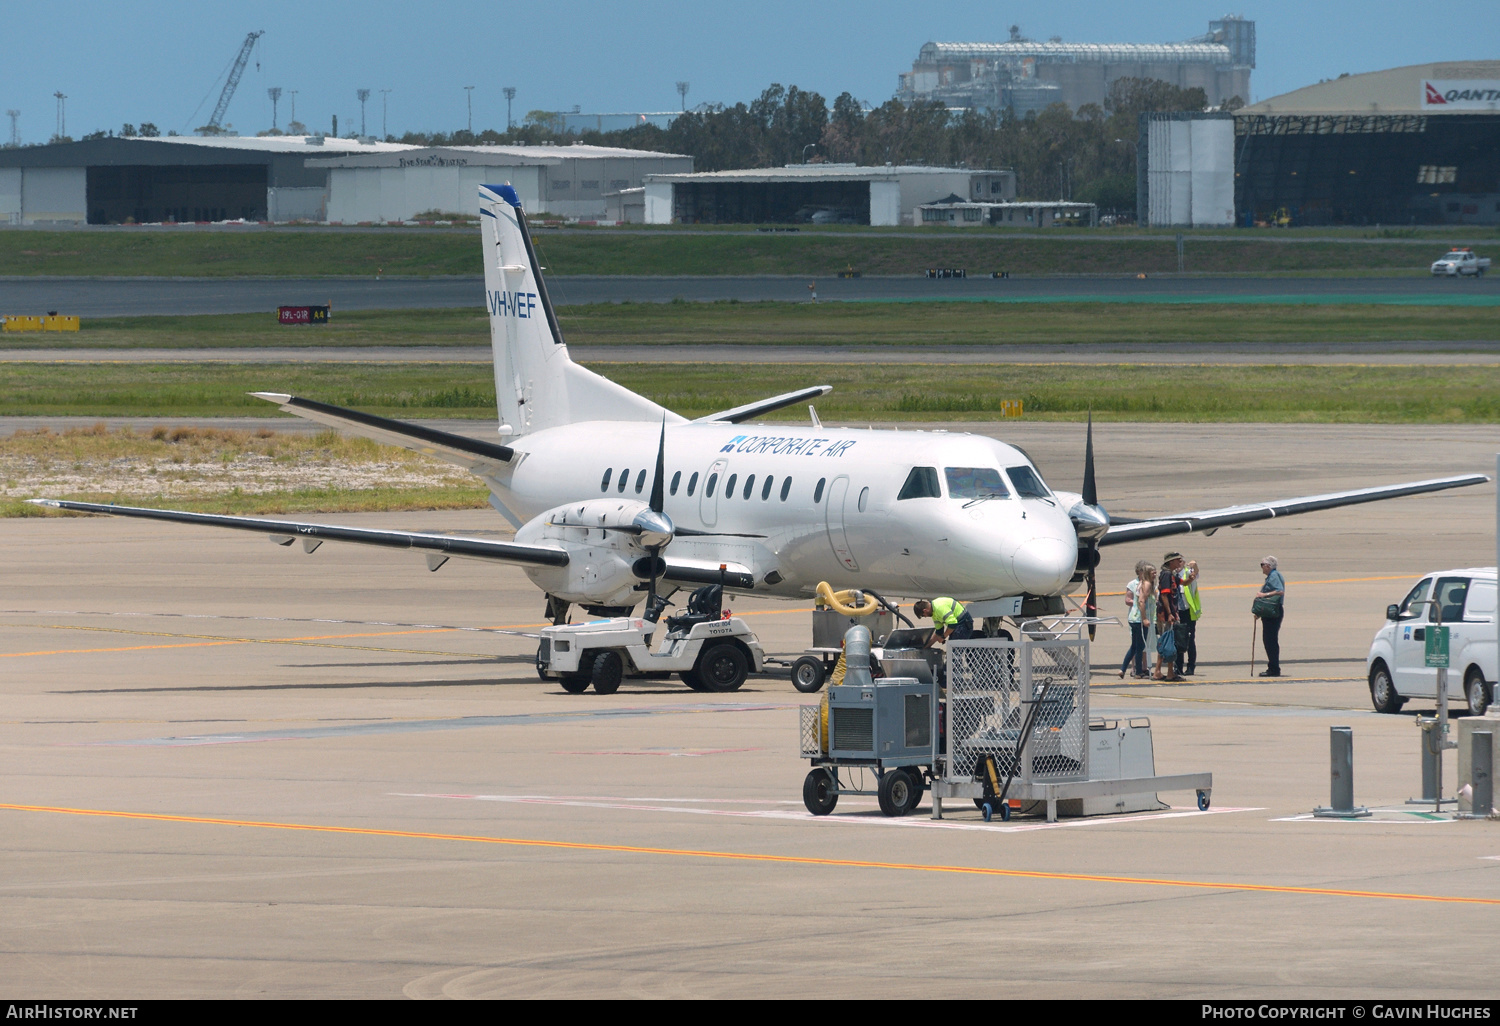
[478,184,674,437]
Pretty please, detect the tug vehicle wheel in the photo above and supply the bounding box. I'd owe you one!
[591,650,624,694]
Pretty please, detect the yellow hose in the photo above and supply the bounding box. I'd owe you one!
[815,581,881,617]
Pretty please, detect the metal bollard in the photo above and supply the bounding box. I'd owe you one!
[1314,726,1370,818]
[1471,731,1493,818]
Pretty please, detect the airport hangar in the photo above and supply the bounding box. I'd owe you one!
[0,136,692,225]
[1140,61,1500,227]
[642,165,1016,226]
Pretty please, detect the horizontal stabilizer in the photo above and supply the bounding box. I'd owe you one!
[1099,474,1490,546]
[692,386,833,425]
[29,500,568,567]
[252,393,515,473]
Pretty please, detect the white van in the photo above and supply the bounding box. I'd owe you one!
[1366,567,1496,716]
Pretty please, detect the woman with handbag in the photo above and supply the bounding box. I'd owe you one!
[1153,564,1180,681]
[1252,556,1286,678]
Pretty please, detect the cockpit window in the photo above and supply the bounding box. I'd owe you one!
[898,467,942,500]
[944,467,1009,500]
[1006,465,1051,499]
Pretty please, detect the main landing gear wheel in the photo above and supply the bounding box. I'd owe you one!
[591,650,624,695]
[878,769,915,818]
[1464,669,1490,716]
[790,656,827,693]
[1369,664,1405,714]
[559,675,589,694]
[696,643,749,693]
[802,769,838,816]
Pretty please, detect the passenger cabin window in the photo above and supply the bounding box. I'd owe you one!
[944,467,1009,500]
[743,474,755,500]
[1006,465,1051,499]
[725,473,738,497]
[814,478,826,503]
[705,472,718,497]
[1396,579,1431,621]
[762,476,774,500]
[600,469,612,492]
[780,477,792,501]
[1432,577,1470,623]
[687,471,699,496]
[670,471,681,496]
[634,469,646,494]
[617,468,629,493]
[898,466,941,500]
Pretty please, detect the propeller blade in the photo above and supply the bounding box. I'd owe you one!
[649,417,666,514]
[1086,564,1097,641]
[1082,410,1097,509]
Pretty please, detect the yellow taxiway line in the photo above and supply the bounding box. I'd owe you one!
[2,802,1496,908]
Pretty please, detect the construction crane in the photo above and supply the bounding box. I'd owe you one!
[202,31,264,134]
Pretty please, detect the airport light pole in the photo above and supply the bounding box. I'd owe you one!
[676,81,689,111]
[380,88,391,139]
[53,92,66,141]
[5,110,18,148]
[289,90,297,127]
[503,86,515,131]
[267,87,281,131]
[464,85,475,135]
[356,89,370,138]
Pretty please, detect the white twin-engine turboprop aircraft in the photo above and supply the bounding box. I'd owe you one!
[33,184,1489,625]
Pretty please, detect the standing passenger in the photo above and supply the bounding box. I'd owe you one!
[1153,560,1180,681]
[1119,560,1151,679]
[1254,556,1285,678]
[1177,559,1201,676]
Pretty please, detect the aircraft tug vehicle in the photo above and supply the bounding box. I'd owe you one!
[536,584,765,694]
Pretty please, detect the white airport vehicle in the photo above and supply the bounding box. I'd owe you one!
[1430,248,1489,277]
[1366,568,1496,716]
[32,184,1490,648]
[536,584,765,694]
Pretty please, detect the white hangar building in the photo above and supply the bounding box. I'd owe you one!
[311,144,693,223]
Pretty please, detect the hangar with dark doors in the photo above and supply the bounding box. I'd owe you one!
[1234,61,1500,226]
[643,165,1015,226]
[0,135,405,225]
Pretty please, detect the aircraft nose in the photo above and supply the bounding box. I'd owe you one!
[1010,536,1076,595]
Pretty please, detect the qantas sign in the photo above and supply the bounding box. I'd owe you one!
[1422,80,1500,109]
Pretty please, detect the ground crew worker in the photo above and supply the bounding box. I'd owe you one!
[913,597,973,646]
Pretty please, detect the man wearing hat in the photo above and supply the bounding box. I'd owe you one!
[1168,553,1201,676]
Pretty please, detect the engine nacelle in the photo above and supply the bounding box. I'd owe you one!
[513,498,674,606]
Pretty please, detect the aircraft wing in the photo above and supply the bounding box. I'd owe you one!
[251,393,515,475]
[1098,473,1489,547]
[691,386,833,424]
[28,500,568,570]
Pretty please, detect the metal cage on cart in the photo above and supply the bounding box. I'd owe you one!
[931,619,1212,822]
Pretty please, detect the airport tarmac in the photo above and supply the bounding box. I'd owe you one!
[3,422,1500,998]
[4,273,1497,317]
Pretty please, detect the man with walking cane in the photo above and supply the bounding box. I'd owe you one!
[1251,556,1285,678]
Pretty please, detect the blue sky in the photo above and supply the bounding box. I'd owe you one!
[3,1,1495,142]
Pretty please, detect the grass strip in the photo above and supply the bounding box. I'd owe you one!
[7,300,1499,350]
[7,361,1500,423]
[0,229,1469,278]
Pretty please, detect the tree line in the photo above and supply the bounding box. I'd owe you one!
[395,78,1227,213]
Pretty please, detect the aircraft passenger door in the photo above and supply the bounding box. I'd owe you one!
[825,475,859,572]
[700,459,726,529]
